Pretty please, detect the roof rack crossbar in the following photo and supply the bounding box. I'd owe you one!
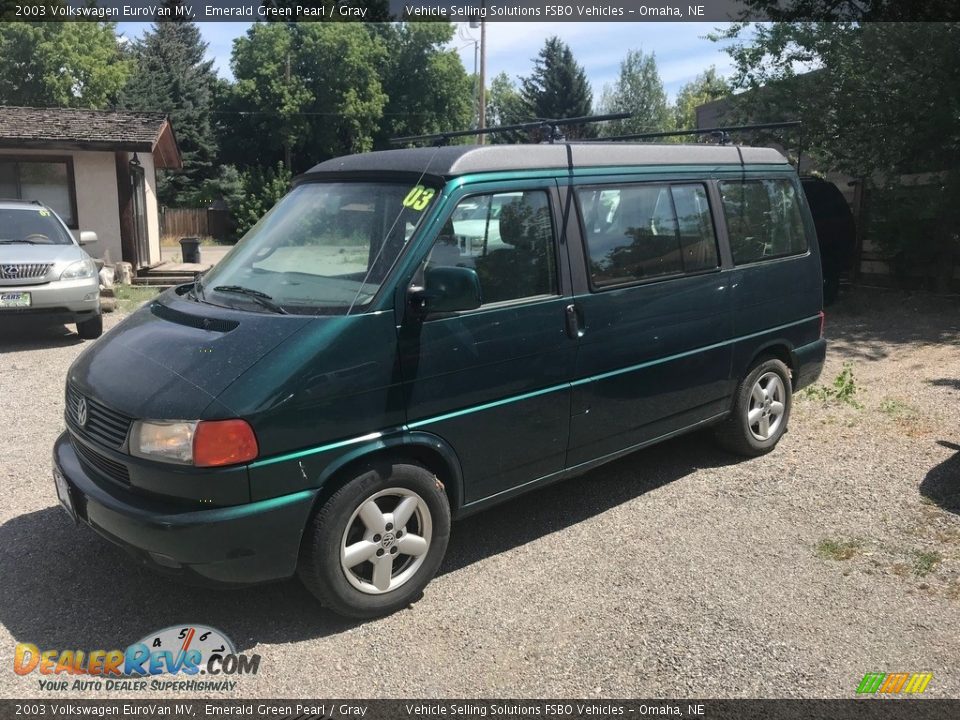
[391,112,632,146]
[592,120,802,145]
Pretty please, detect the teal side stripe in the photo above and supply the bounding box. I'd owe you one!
[570,315,816,387]
[249,314,819,468]
[407,382,569,429]
[249,432,385,468]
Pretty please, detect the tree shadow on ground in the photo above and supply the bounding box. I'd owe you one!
[0,431,737,650]
[919,440,960,516]
[825,289,960,362]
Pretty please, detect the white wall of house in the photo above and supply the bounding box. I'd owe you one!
[0,147,122,263]
[0,147,163,267]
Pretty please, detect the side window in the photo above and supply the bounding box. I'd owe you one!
[577,183,718,289]
[719,179,808,264]
[424,190,558,305]
[671,185,719,272]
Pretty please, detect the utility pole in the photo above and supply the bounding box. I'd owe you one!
[471,8,487,145]
[478,17,486,144]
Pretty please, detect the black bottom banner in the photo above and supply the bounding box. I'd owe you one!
[1,699,958,720]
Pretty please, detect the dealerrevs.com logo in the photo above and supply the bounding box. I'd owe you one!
[14,625,260,693]
[856,672,933,695]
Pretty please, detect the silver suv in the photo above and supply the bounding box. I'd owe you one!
[0,200,102,338]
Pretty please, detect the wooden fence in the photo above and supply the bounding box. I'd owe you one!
[160,207,232,242]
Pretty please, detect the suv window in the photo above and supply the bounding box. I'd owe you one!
[424,190,558,305]
[577,183,719,288]
[719,179,808,264]
[0,206,74,245]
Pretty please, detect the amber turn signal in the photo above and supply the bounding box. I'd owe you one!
[193,419,259,467]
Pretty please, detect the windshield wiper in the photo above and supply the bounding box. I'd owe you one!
[212,285,288,314]
[0,239,37,244]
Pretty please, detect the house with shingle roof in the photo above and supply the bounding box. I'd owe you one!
[0,106,182,268]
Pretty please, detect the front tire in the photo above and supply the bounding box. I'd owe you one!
[76,314,103,339]
[714,357,792,457]
[298,460,450,618]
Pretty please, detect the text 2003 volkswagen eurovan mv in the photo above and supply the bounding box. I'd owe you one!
[54,143,825,617]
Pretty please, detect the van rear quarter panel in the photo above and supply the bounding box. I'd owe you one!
[723,172,824,382]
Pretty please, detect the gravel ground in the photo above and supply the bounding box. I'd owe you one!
[0,287,958,700]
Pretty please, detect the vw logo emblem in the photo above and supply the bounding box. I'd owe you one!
[2,265,19,277]
[76,397,88,428]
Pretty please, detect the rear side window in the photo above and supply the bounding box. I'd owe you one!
[577,183,719,289]
[719,179,808,264]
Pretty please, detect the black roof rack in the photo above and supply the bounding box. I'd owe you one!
[391,112,632,147]
[591,120,802,145]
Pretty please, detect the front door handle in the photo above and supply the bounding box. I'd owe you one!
[565,303,584,339]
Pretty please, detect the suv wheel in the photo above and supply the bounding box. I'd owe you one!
[298,460,450,618]
[714,357,792,457]
[76,314,103,340]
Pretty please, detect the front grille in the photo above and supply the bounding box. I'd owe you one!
[65,384,133,450]
[72,437,130,486]
[1,263,51,280]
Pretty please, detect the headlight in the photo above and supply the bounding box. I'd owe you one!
[130,419,258,467]
[130,421,196,464]
[61,260,97,280]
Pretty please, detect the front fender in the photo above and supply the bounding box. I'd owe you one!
[248,429,465,513]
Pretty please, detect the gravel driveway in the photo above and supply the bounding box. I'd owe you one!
[0,288,958,699]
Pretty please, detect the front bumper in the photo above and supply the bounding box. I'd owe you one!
[1,277,99,321]
[53,432,318,586]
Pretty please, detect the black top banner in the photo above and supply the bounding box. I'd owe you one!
[1,0,959,22]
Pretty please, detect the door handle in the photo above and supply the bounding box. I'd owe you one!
[565,303,584,339]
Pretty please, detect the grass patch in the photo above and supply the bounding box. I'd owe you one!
[879,397,919,421]
[815,537,863,561]
[912,550,942,577]
[114,285,162,314]
[800,362,864,408]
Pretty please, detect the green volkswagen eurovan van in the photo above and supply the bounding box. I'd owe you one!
[54,143,825,617]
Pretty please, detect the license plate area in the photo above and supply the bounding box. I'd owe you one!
[53,464,77,524]
[0,291,31,308]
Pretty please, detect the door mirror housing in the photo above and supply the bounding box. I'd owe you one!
[410,266,482,315]
[78,231,98,246]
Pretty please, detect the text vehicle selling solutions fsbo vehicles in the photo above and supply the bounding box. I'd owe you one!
[53,140,825,617]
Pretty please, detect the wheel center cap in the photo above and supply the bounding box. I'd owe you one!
[381,533,395,548]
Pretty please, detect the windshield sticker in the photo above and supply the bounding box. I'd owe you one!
[402,185,436,212]
[37,209,50,216]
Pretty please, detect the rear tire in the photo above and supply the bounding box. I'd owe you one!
[76,314,103,339]
[298,460,450,619]
[715,357,792,457]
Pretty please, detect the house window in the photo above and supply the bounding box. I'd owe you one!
[0,157,77,228]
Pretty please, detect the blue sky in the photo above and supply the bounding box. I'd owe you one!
[117,22,737,102]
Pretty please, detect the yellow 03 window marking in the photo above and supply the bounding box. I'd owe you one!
[403,185,435,212]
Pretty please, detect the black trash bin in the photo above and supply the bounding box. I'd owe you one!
[179,236,201,264]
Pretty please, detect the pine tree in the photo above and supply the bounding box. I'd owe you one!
[120,18,218,206]
[520,37,595,139]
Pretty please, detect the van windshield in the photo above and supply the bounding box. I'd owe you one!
[198,181,437,315]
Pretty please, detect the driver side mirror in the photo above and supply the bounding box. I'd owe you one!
[409,266,482,316]
[78,231,98,246]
